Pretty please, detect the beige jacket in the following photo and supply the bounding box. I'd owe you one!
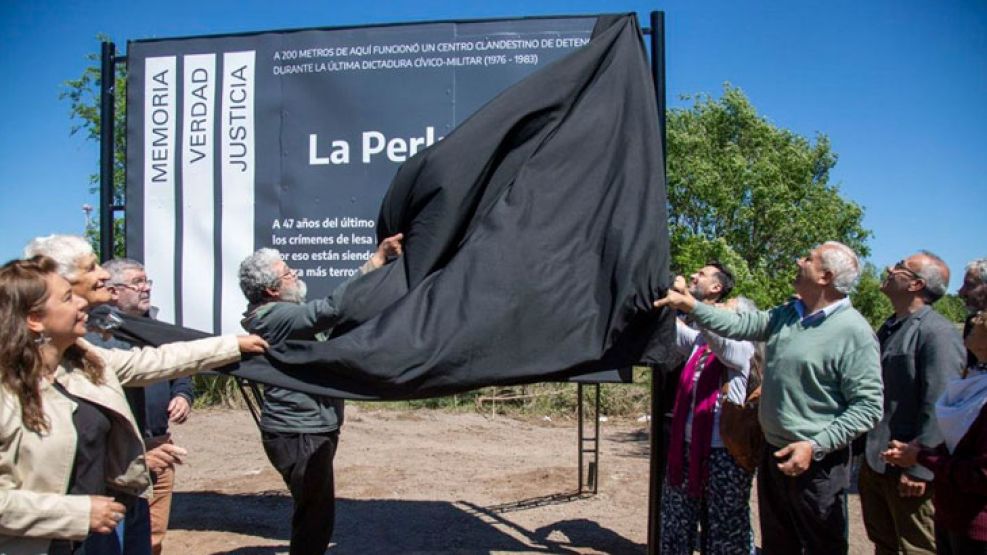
[0,335,240,555]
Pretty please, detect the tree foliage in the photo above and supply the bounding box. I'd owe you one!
[667,85,877,321]
[933,294,968,324]
[61,35,127,258]
[850,264,892,329]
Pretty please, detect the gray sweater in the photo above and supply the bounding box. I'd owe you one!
[241,268,369,434]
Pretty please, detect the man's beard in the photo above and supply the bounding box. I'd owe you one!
[281,279,308,303]
[688,284,705,301]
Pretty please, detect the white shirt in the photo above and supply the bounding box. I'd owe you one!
[675,318,756,447]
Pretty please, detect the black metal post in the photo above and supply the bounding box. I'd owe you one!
[646,11,667,555]
[99,41,116,261]
[577,383,584,493]
[592,383,600,494]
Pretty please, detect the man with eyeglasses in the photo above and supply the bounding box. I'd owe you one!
[237,233,403,555]
[101,258,194,555]
[859,251,965,554]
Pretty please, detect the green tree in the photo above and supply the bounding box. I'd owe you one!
[667,85,877,321]
[61,35,127,259]
[934,294,968,324]
[850,264,892,329]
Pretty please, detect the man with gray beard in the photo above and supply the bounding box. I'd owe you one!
[237,233,402,555]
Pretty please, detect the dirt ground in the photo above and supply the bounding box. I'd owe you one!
[164,406,874,554]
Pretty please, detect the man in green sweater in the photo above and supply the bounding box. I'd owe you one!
[655,240,883,554]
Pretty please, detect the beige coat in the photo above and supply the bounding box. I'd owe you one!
[0,335,240,555]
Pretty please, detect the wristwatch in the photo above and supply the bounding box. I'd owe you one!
[808,440,826,462]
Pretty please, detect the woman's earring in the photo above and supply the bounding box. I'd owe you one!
[33,331,51,346]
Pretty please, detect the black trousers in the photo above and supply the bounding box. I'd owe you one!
[262,430,339,555]
[937,526,987,555]
[758,442,851,555]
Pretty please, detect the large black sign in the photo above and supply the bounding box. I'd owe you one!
[126,17,595,333]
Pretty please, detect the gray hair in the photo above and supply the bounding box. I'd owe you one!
[820,241,861,295]
[914,250,949,303]
[238,248,283,305]
[23,234,93,280]
[103,258,146,284]
[967,258,987,286]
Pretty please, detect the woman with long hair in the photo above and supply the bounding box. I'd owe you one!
[0,256,267,554]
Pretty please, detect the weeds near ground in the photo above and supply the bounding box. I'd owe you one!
[193,368,654,418]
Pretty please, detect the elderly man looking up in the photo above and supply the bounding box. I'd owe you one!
[859,251,965,554]
[238,233,402,555]
[882,258,987,555]
[655,241,883,555]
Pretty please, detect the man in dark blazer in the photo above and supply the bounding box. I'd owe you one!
[860,251,966,554]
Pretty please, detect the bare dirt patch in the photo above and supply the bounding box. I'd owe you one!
[164,406,873,554]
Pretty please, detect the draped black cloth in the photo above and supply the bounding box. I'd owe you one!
[109,13,675,400]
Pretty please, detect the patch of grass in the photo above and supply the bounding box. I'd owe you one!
[357,367,653,419]
[191,374,248,409]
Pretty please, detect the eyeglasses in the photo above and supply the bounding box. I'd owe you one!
[111,279,152,291]
[888,260,921,281]
[279,268,299,280]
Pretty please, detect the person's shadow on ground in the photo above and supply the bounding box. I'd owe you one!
[172,491,643,553]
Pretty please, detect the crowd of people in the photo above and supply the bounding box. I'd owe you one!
[0,233,400,555]
[655,244,987,554]
[0,232,984,555]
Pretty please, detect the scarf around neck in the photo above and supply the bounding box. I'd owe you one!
[936,368,987,453]
[667,343,723,497]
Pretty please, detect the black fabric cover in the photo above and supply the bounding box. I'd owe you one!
[109,13,675,400]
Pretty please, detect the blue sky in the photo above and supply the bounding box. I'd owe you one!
[1,0,984,290]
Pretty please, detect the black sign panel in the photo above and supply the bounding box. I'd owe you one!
[126,17,595,333]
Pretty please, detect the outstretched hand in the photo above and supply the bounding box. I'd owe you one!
[653,286,697,313]
[237,335,269,354]
[370,233,405,268]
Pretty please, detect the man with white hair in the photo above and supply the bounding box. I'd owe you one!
[238,233,402,555]
[655,241,883,554]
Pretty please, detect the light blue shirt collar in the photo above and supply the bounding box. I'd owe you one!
[794,296,851,325]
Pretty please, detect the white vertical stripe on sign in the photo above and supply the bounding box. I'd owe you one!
[143,56,177,324]
[220,51,255,333]
[181,53,217,332]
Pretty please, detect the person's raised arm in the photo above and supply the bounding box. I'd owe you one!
[95,334,267,387]
[367,233,404,270]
